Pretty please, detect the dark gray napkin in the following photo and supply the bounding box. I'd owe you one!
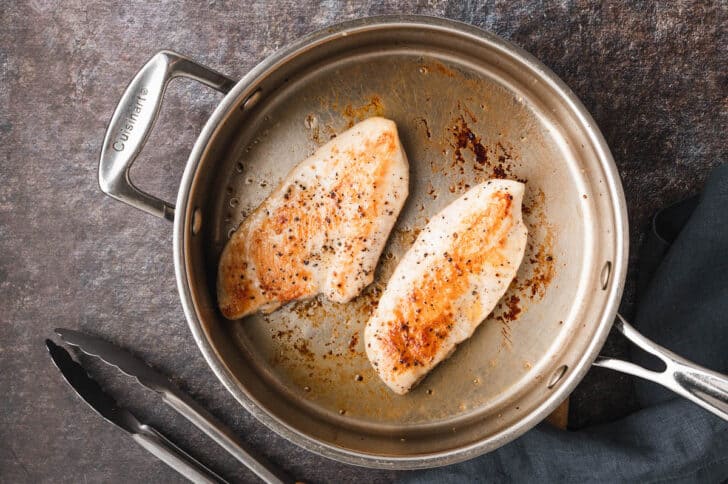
[405,164,728,483]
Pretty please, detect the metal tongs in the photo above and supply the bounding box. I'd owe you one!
[46,329,292,484]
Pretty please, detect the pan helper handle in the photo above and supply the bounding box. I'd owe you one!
[98,51,235,221]
[594,313,728,421]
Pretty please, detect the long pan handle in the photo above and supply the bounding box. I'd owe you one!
[132,424,228,484]
[162,391,291,484]
[593,313,728,421]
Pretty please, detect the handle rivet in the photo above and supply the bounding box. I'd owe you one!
[548,365,568,389]
[241,89,262,111]
[191,208,202,235]
[600,261,612,290]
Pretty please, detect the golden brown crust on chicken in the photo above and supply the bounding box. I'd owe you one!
[365,180,527,394]
[218,117,409,320]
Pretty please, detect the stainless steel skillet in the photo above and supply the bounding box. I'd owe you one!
[98,16,728,469]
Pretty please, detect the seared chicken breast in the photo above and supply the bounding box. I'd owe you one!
[365,180,527,394]
[218,117,409,320]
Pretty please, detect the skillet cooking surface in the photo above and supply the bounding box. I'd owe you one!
[217,53,585,425]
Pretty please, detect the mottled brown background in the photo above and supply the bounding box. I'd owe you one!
[1,1,726,482]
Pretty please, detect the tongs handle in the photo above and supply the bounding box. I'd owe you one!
[132,424,228,484]
[594,314,728,421]
[162,391,291,484]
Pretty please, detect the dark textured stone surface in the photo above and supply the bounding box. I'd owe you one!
[1,1,725,482]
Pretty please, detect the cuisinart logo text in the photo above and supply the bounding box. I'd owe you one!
[112,87,148,152]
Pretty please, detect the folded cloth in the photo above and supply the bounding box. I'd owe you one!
[404,164,728,483]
